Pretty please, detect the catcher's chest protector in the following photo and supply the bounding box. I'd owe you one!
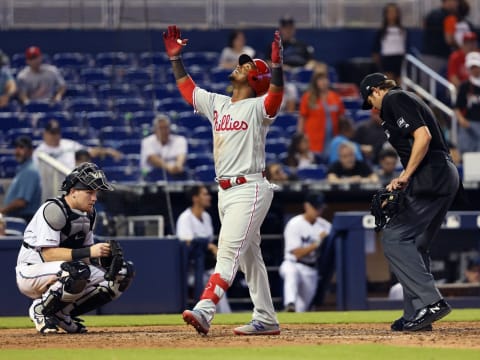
[46,197,95,249]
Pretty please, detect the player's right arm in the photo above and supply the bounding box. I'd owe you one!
[163,25,196,106]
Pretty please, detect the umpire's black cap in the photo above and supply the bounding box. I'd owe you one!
[360,72,388,110]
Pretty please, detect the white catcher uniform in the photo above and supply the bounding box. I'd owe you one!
[279,214,332,312]
[191,87,278,325]
[176,208,231,313]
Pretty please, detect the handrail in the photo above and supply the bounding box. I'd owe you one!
[401,53,458,145]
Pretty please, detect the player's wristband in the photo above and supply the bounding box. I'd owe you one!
[72,247,91,260]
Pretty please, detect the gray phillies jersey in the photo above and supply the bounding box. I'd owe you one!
[17,197,95,265]
[193,87,276,177]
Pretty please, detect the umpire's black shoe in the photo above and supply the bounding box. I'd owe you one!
[403,299,451,332]
[391,317,432,332]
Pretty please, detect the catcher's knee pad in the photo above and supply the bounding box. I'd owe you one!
[42,261,91,316]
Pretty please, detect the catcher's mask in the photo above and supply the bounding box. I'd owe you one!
[238,54,271,97]
[61,162,114,193]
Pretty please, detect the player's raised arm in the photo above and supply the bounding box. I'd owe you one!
[163,25,196,105]
[264,30,284,117]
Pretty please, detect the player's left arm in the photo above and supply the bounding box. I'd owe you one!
[163,25,196,106]
[264,30,284,117]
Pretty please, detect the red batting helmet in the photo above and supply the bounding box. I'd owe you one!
[239,54,271,97]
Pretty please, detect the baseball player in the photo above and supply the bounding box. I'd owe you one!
[360,73,460,331]
[279,192,331,312]
[163,25,284,335]
[176,185,231,313]
[15,162,134,334]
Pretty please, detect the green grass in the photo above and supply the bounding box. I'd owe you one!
[2,308,480,329]
[0,345,479,360]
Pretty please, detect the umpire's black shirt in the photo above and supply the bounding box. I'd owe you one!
[379,87,449,168]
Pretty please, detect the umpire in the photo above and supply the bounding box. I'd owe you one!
[360,73,460,331]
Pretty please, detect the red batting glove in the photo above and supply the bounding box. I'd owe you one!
[271,30,283,67]
[163,25,188,59]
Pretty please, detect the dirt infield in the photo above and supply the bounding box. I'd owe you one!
[1,322,480,349]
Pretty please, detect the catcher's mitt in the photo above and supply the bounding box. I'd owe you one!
[101,240,125,281]
[370,188,405,232]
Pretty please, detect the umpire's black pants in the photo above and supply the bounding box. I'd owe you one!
[382,161,459,320]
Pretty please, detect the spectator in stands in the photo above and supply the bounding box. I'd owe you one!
[140,114,187,177]
[34,119,122,170]
[0,215,6,237]
[218,30,255,70]
[285,133,319,170]
[0,50,17,109]
[353,109,388,165]
[297,68,345,154]
[448,31,478,88]
[327,141,379,184]
[372,3,408,83]
[463,257,480,284]
[454,51,480,153]
[375,148,400,186]
[16,46,66,105]
[266,15,315,70]
[327,116,364,165]
[453,0,475,49]
[74,149,93,167]
[265,162,289,184]
[279,192,331,312]
[0,136,41,222]
[421,0,459,79]
[176,185,231,313]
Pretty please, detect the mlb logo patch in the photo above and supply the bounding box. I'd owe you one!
[396,117,409,129]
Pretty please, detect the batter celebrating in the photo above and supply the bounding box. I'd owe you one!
[360,73,459,331]
[16,162,134,334]
[163,25,284,335]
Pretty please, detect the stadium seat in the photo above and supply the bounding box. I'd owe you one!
[95,156,130,168]
[95,52,135,67]
[174,112,208,130]
[64,84,95,98]
[157,98,192,113]
[265,139,288,154]
[4,216,27,235]
[275,113,298,129]
[171,125,191,138]
[342,96,363,111]
[0,113,32,131]
[183,52,219,67]
[0,156,18,178]
[194,165,216,182]
[191,126,212,142]
[139,52,170,67]
[97,84,138,99]
[123,68,153,87]
[143,168,189,182]
[266,126,286,141]
[84,111,119,130]
[6,128,42,143]
[353,109,372,123]
[36,112,76,129]
[80,68,111,86]
[210,68,232,83]
[61,126,93,141]
[67,97,107,113]
[291,68,314,84]
[102,166,141,183]
[53,52,91,68]
[296,165,328,181]
[188,139,211,153]
[114,98,150,113]
[186,153,214,169]
[207,82,231,95]
[142,84,178,101]
[118,139,142,155]
[129,111,156,128]
[100,126,140,143]
[24,100,62,113]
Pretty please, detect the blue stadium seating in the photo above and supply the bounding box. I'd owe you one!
[266,126,286,142]
[0,113,32,131]
[118,139,142,155]
[186,153,214,169]
[210,68,232,83]
[80,68,112,86]
[291,68,314,85]
[84,111,119,130]
[64,84,95,98]
[100,126,140,143]
[61,126,93,141]
[275,113,298,129]
[67,97,107,113]
[129,111,156,128]
[102,166,141,183]
[6,127,42,143]
[0,156,18,178]
[114,98,150,113]
[4,216,27,235]
[139,52,170,67]
[97,84,138,99]
[352,109,372,123]
[296,165,328,180]
[342,96,363,111]
[265,139,288,154]
[53,52,91,68]
[95,156,130,168]
[24,100,62,113]
[174,112,208,130]
[183,52,219,67]
[142,84,177,100]
[95,52,135,67]
[194,165,216,182]
[188,139,211,153]
[191,126,212,142]
[157,98,191,113]
[123,68,152,86]
[36,112,76,129]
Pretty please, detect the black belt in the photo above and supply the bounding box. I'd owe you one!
[22,241,35,249]
[298,261,317,269]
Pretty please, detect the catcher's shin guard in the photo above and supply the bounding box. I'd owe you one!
[69,261,135,317]
[200,273,229,304]
[42,260,91,316]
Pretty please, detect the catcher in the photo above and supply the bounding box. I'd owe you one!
[15,162,134,334]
